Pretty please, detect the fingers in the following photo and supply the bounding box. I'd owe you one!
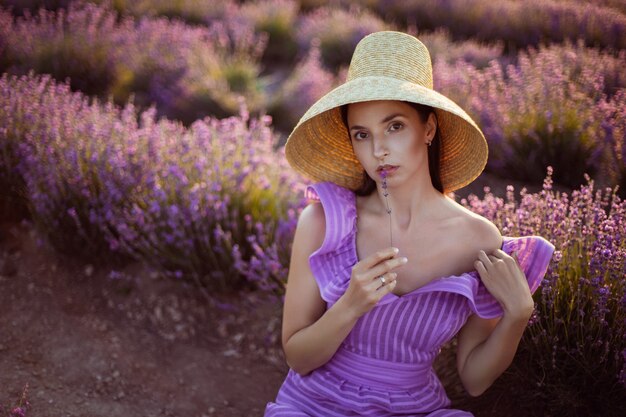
[475,249,519,277]
[368,256,408,279]
[379,276,398,296]
[477,250,493,266]
[368,272,399,301]
[490,249,519,269]
[367,272,398,292]
[474,258,488,276]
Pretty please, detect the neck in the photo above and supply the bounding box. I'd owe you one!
[374,173,444,232]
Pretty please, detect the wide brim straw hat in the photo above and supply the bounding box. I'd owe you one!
[285,31,488,193]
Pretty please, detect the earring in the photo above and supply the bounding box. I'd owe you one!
[427,140,432,147]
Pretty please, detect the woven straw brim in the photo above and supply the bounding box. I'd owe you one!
[285,76,488,193]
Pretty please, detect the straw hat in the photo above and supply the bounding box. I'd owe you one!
[284,31,488,193]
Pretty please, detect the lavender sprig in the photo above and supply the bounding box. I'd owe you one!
[381,170,392,247]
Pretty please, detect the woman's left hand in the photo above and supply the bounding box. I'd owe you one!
[474,249,534,320]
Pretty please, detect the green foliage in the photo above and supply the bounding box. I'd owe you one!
[505,108,597,186]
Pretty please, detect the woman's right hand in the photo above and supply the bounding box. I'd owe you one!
[340,247,408,318]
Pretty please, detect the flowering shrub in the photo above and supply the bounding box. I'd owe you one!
[373,0,626,51]
[558,0,626,15]
[514,40,626,97]
[601,89,626,195]
[105,106,303,294]
[96,0,228,25]
[1,71,145,263]
[0,2,268,124]
[0,71,303,293]
[0,3,120,97]
[164,18,269,124]
[92,0,298,66]
[458,168,626,415]
[239,0,300,65]
[269,40,337,133]
[296,4,388,70]
[1,0,72,15]
[417,28,503,69]
[434,43,626,192]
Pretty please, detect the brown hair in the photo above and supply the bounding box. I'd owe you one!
[340,102,443,196]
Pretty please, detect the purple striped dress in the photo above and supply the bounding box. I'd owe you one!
[265,182,555,417]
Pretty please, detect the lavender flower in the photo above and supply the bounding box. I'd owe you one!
[459,167,626,414]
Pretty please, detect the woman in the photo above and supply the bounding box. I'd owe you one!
[265,31,555,416]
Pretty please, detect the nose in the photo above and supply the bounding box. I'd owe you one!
[372,135,389,160]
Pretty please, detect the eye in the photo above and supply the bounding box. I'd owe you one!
[353,131,369,141]
[388,122,403,132]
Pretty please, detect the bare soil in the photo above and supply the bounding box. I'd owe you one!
[0,219,288,416]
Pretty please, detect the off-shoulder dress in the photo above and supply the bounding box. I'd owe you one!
[265,182,555,416]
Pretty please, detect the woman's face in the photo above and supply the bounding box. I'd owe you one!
[346,100,436,186]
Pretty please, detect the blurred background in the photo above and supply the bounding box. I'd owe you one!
[0,1,624,416]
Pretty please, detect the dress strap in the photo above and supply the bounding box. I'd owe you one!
[305,182,358,304]
[305,182,357,257]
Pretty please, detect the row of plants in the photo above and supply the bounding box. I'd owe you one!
[6,0,625,55]
[1,70,624,415]
[1,2,624,192]
[0,2,271,125]
[0,71,301,296]
[372,0,626,52]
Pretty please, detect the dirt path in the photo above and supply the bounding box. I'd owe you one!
[0,220,288,416]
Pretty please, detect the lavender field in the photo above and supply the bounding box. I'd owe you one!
[0,1,625,416]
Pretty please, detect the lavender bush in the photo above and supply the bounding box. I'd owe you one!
[0,71,303,293]
[529,40,626,97]
[95,0,228,25]
[1,71,146,263]
[417,28,504,69]
[93,0,298,66]
[269,40,337,134]
[165,18,269,124]
[105,106,303,295]
[373,0,626,51]
[0,2,268,124]
[239,0,300,66]
[296,4,389,70]
[0,0,72,15]
[434,43,626,192]
[456,168,626,416]
[557,0,626,15]
[0,3,121,97]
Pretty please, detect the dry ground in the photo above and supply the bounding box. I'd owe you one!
[0,219,288,416]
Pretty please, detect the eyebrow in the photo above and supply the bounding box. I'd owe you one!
[349,113,408,131]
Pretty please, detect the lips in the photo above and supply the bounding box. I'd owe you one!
[377,165,398,175]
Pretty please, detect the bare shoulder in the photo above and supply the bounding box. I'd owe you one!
[462,212,502,253]
[445,200,502,253]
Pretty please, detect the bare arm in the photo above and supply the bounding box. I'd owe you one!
[456,220,534,396]
[456,310,530,396]
[282,202,405,375]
